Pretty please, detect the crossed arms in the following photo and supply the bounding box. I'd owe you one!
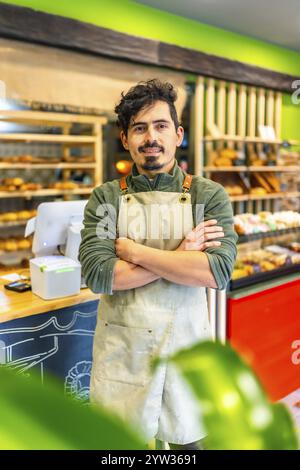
[79,184,238,295]
[113,220,224,290]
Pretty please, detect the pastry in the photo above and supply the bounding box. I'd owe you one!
[53,181,79,190]
[17,210,32,220]
[1,212,18,222]
[290,243,300,253]
[3,177,24,187]
[219,149,237,160]
[214,157,232,167]
[264,173,280,192]
[252,173,272,193]
[4,239,18,252]
[231,185,243,195]
[251,159,264,167]
[232,268,248,280]
[250,187,267,195]
[18,155,33,163]
[7,185,17,192]
[260,260,276,272]
[20,183,42,191]
[6,156,20,163]
[17,239,31,250]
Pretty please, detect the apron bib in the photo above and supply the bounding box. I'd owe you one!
[90,174,212,444]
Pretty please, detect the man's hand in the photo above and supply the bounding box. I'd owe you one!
[176,219,224,251]
[115,237,139,263]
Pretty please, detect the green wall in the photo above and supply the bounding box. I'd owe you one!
[1,0,300,139]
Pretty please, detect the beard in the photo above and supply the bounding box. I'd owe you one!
[141,155,164,171]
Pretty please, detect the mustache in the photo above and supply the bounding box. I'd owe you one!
[138,142,164,153]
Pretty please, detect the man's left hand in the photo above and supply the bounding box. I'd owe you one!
[115,238,139,263]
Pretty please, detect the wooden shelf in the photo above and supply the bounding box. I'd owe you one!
[0,110,107,126]
[204,166,247,172]
[0,188,93,198]
[248,166,300,172]
[203,135,282,144]
[0,133,97,143]
[229,195,249,202]
[0,109,106,200]
[204,166,300,172]
[230,192,300,201]
[0,163,96,170]
[0,220,27,228]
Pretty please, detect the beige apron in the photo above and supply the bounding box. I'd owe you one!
[90,175,212,445]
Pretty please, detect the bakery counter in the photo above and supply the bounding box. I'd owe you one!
[0,269,100,402]
[0,269,99,323]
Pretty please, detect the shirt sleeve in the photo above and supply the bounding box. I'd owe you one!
[78,186,119,295]
[201,183,238,290]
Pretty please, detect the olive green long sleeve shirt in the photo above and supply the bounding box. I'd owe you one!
[79,160,238,294]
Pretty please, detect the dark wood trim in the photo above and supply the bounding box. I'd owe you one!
[0,2,298,93]
[158,43,298,92]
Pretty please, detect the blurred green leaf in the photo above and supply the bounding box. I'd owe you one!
[154,341,299,450]
[0,367,145,450]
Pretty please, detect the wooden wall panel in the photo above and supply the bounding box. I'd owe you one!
[0,2,298,93]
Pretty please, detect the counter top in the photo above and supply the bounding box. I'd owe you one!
[0,269,99,324]
[227,272,300,299]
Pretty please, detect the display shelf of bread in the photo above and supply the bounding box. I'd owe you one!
[0,177,93,198]
[0,236,33,268]
[249,171,281,197]
[234,211,300,243]
[278,141,300,166]
[208,171,249,198]
[232,245,300,281]
[0,187,93,198]
[231,210,300,289]
[206,147,246,168]
[0,209,37,227]
[0,110,107,199]
[0,154,96,169]
[204,142,300,173]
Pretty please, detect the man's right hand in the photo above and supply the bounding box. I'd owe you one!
[176,219,224,251]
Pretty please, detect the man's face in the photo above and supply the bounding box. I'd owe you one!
[120,100,184,175]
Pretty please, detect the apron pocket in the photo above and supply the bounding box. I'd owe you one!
[94,320,154,387]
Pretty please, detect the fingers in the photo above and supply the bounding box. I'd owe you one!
[202,231,224,241]
[193,219,218,231]
[187,228,224,242]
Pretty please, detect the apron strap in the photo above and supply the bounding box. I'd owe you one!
[182,174,193,193]
[119,173,193,193]
[119,176,128,194]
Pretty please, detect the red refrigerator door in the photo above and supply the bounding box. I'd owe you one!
[227,278,300,401]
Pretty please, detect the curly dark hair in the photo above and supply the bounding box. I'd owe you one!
[114,79,180,135]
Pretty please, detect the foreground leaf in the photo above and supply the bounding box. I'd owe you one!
[154,341,298,450]
[0,367,145,450]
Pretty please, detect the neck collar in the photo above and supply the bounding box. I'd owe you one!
[129,159,184,191]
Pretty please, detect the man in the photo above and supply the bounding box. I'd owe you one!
[79,79,237,449]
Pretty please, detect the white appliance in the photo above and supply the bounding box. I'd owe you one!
[30,256,81,300]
